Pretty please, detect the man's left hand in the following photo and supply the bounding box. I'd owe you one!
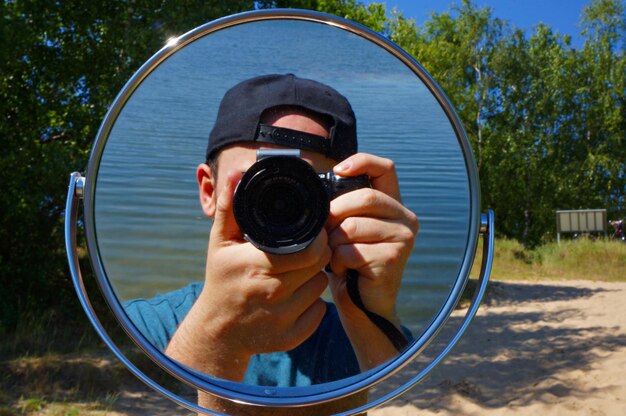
[325,153,419,331]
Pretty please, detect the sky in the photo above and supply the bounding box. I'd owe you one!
[364,0,597,48]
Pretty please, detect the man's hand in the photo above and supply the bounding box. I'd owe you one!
[325,153,419,369]
[166,169,330,381]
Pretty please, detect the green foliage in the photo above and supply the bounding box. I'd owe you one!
[0,0,255,338]
[387,0,626,246]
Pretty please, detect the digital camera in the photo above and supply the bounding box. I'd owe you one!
[232,149,370,254]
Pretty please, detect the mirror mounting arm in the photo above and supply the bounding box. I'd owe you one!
[419,210,494,379]
[65,171,494,415]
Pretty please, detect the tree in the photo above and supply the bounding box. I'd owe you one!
[483,24,578,244]
[394,0,625,245]
[0,0,255,345]
[577,0,626,219]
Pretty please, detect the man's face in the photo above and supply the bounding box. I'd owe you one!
[198,111,338,218]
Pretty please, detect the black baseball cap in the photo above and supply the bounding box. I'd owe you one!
[206,74,357,162]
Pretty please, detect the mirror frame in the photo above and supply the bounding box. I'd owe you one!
[65,8,493,414]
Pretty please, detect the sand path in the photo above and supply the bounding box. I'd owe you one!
[111,280,626,415]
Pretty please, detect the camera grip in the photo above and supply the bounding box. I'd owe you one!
[330,174,371,199]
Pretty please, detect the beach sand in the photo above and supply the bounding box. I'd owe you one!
[111,280,626,415]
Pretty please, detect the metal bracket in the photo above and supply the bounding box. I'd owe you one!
[480,212,489,234]
[74,174,86,199]
[256,148,301,160]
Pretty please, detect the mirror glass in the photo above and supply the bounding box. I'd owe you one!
[93,18,470,389]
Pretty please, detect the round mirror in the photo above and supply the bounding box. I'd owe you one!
[78,9,482,411]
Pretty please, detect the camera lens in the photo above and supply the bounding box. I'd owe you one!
[257,180,305,227]
[233,156,329,254]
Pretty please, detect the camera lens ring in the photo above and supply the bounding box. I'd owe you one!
[233,156,329,254]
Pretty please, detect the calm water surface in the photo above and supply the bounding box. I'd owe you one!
[94,21,472,335]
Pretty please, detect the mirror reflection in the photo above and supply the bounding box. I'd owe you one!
[94,19,470,388]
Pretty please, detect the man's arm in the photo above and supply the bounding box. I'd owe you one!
[165,169,349,412]
[326,153,419,370]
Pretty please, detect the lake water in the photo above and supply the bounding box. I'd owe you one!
[93,20,472,335]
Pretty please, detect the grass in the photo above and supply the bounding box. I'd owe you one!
[471,237,626,282]
[0,346,193,415]
[2,399,117,416]
[459,237,625,307]
[0,352,127,409]
[18,397,46,413]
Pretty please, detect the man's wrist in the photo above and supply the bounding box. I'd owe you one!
[337,308,404,370]
[165,291,251,382]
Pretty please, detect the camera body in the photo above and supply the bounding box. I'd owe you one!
[232,149,370,254]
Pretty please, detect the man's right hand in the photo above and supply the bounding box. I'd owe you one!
[165,169,330,382]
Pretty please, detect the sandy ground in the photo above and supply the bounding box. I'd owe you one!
[111,280,626,415]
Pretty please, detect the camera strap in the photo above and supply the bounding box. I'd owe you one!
[346,269,410,352]
[255,124,331,157]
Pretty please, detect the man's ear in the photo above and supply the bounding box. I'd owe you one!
[197,163,217,218]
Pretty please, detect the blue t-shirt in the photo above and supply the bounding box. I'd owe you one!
[124,282,361,387]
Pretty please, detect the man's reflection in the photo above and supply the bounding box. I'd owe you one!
[125,74,418,388]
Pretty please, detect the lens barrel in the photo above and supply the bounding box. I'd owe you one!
[233,156,329,254]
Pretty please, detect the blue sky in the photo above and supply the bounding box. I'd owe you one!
[365,0,596,48]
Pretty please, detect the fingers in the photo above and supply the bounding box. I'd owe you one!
[253,272,328,352]
[329,242,406,278]
[218,227,330,299]
[329,243,366,277]
[253,239,331,299]
[288,296,327,350]
[328,217,416,248]
[289,271,329,313]
[210,169,244,245]
[278,244,332,285]
[285,271,328,349]
[334,153,401,201]
[326,187,418,232]
[256,227,332,274]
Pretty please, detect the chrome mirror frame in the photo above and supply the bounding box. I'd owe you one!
[65,9,494,415]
